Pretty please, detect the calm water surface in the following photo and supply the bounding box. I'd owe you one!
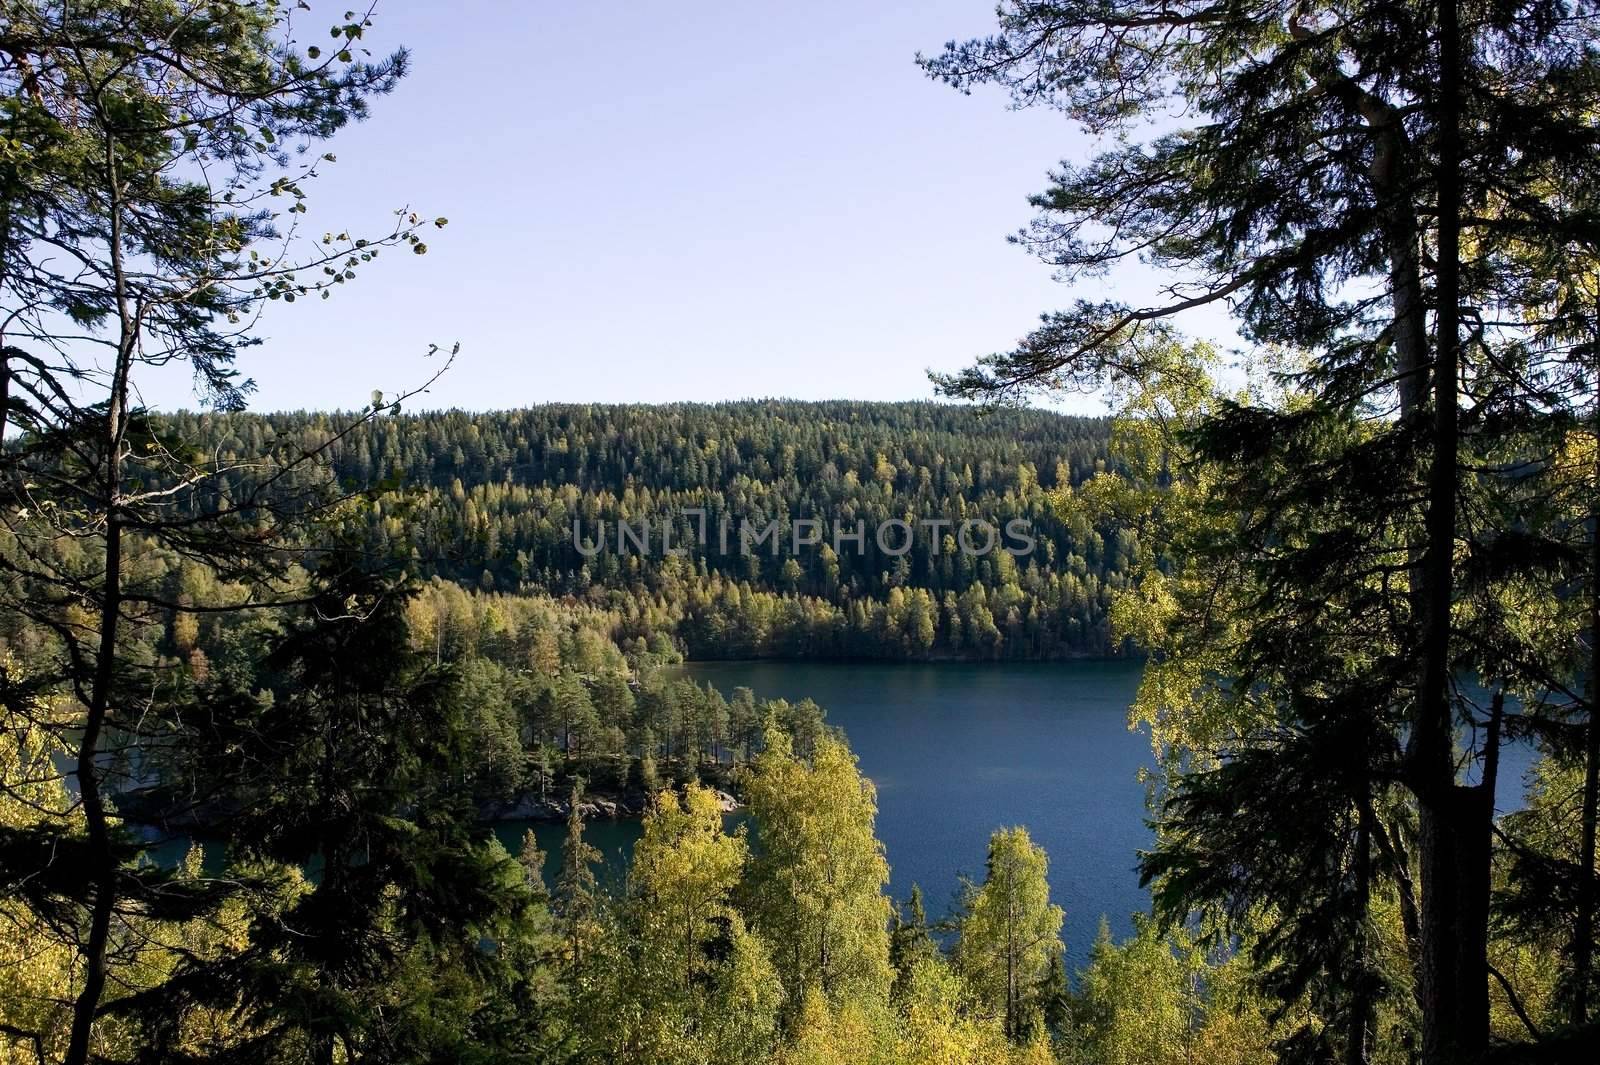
[497,661,1542,970]
[688,660,1151,968]
[169,659,1537,974]
[501,660,1151,968]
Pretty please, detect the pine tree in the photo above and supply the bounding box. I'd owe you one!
[0,4,442,1057]
[923,1,1600,1058]
[520,828,551,904]
[110,572,548,1062]
[557,779,603,980]
[890,884,941,1000]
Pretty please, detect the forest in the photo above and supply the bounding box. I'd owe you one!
[3,1,1599,1064]
[152,402,1133,661]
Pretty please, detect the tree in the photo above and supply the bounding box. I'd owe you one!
[700,682,730,764]
[1067,916,1278,1065]
[744,730,893,1015]
[459,656,523,799]
[0,3,444,1059]
[600,783,781,1064]
[557,779,603,982]
[556,670,600,759]
[729,686,761,759]
[896,954,1024,1065]
[1493,752,1600,1039]
[594,667,637,733]
[954,827,1064,1040]
[890,884,940,1000]
[1071,918,1193,1065]
[0,658,92,1061]
[149,400,1131,663]
[111,571,547,1063]
[923,2,1600,1060]
[701,914,785,1065]
[630,783,749,990]
[520,828,551,904]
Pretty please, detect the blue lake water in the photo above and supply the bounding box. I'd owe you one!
[498,661,1151,968]
[153,658,1540,974]
[681,660,1153,969]
[498,660,1543,971]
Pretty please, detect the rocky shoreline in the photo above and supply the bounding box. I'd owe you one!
[476,787,742,823]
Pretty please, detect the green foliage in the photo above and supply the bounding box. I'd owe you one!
[954,827,1065,1040]
[1065,917,1275,1065]
[153,402,1130,660]
[921,0,1600,1060]
[109,572,557,1062]
[1493,756,1600,1037]
[585,784,781,1064]
[743,730,894,1015]
[0,2,443,1058]
[890,884,941,1001]
[558,780,604,984]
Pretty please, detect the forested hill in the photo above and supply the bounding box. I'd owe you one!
[162,401,1135,659]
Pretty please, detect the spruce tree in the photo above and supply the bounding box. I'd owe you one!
[924,2,1600,1059]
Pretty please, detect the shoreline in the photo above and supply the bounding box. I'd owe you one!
[477,785,742,824]
[675,651,1143,667]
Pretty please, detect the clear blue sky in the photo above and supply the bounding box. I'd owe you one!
[140,1,1234,414]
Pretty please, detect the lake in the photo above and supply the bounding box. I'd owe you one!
[497,660,1544,972]
[502,659,1155,969]
[150,658,1539,972]
[158,658,1157,967]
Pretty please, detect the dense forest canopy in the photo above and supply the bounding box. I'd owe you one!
[2,0,1598,1063]
[153,402,1135,660]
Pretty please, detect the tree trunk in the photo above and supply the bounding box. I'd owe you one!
[1348,799,1375,1065]
[1411,5,1491,1061]
[1366,105,1429,417]
[64,136,135,1065]
[1575,681,1598,1022]
[64,522,122,1065]
[1007,926,1018,1039]
[1378,814,1427,1014]
[1572,290,1600,1026]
